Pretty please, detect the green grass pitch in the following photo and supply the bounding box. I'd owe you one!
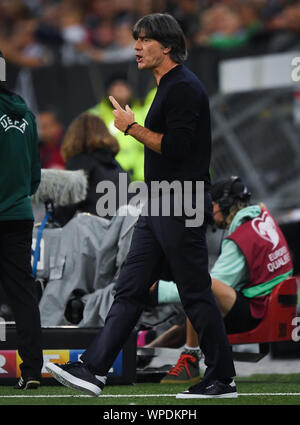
[0,374,300,405]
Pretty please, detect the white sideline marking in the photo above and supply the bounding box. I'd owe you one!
[1,393,300,398]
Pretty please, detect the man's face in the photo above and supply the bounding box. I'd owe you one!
[38,112,62,145]
[213,202,225,228]
[108,80,132,108]
[134,32,168,70]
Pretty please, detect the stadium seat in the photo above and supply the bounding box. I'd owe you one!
[227,277,298,345]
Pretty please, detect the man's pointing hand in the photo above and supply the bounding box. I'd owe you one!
[109,96,135,132]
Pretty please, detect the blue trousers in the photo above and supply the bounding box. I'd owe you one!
[81,210,235,383]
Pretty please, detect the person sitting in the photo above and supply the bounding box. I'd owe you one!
[54,112,131,226]
[149,176,293,384]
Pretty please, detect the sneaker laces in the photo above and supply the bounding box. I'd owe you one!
[188,379,214,392]
[60,361,83,369]
[16,377,24,386]
[167,353,197,377]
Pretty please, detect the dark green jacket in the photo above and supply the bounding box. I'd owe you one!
[0,89,41,221]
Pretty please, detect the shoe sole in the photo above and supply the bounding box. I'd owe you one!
[161,376,201,385]
[14,380,40,390]
[176,392,238,399]
[25,380,40,389]
[45,363,101,397]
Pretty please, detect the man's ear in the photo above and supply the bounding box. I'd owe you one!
[163,46,171,55]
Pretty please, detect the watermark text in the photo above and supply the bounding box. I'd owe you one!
[292,317,300,342]
[292,56,300,82]
[0,317,6,342]
[96,174,204,227]
[0,56,5,82]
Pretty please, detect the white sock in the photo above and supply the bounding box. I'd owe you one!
[184,345,200,352]
[184,345,202,360]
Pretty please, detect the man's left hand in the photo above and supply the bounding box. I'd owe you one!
[109,96,135,132]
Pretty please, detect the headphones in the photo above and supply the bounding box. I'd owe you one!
[217,176,251,217]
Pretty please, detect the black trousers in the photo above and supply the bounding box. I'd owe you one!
[0,220,43,379]
[81,210,235,383]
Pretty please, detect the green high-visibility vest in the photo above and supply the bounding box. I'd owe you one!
[88,89,157,182]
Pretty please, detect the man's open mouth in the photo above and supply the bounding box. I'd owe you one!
[136,55,143,63]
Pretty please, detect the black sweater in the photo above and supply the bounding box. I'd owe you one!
[144,64,211,190]
[55,148,131,225]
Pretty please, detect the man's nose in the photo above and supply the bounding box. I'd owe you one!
[134,39,142,50]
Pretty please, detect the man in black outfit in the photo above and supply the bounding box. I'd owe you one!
[46,13,237,399]
[0,51,43,389]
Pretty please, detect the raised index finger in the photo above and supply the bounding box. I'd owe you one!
[109,96,122,110]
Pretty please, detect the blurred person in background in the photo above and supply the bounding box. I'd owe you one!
[256,0,300,50]
[134,0,168,20]
[0,0,53,68]
[1,0,296,68]
[251,0,292,22]
[168,0,203,46]
[81,15,136,63]
[0,16,51,69]
[83,0,117,51]
[0,0,30,30]
[37,108,65,169]
[55,112,131,225]
[113,0,136,17]
[194,1,265,49]
[0,50,43,390]
[266,2,300,32]
[89,76,146,181]
[85,0,116,25]
[85,20,115,50]
[56,0,91,65]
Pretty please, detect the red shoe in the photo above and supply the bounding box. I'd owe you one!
[160,350,201,384]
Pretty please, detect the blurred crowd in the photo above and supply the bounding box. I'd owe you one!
[0,0,300,69]
[1,0,299,179]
